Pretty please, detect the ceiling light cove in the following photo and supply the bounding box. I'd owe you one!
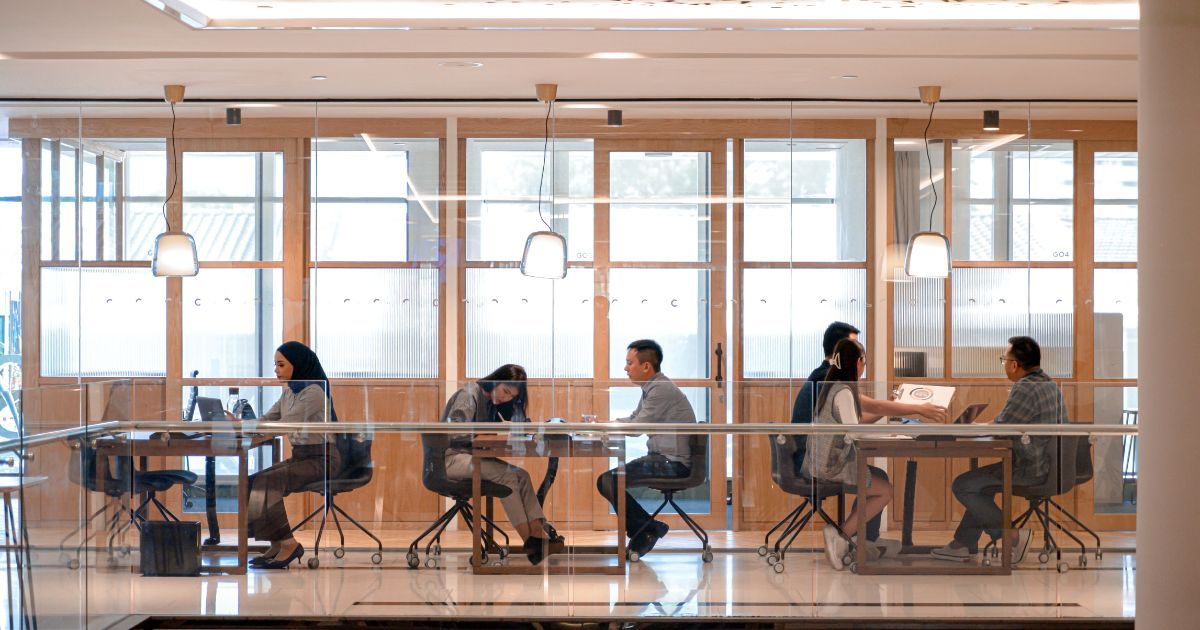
[438,61,484,68]
[144,0,1139,28]
[588,52,645,60]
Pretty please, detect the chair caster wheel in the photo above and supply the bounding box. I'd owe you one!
[1038,551,1050,564]
[848,562,858,574]
[766,553,778,566]
[702,549,714,563]
[1057,561,1069,574]
[333,547,345,559]
[1079,555,1087,567]
[432,543,442,556]
[480,551,490,565]
[627,550,640,563]
[371,552,383,565]
[406,553,420,569]
[425,557,438,569]
[983,558,992,567]
[757,545,768,557]
[842,553,853,567]
[773,562,785,574]
[499,547,509,559]
[67,558,80,570]
[307,557,319,570]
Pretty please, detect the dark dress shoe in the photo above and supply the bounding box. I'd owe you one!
[524,536,565,566]
[258,545,304,570]
[249,553,277,567]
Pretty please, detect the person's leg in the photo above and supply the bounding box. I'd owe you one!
[264,446,340,560]
[864,466,888,542]
[596,457,656,538]
[840,468,892,539]
[476,458,547,540]
[950,463,1005,552]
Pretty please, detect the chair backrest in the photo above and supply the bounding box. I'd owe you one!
[686,433,709,485]
[1021,435,1079,497]
[1074,435,1094,485]
[420,432,452,491]
[339,436,374,485]
[768,434,797,487]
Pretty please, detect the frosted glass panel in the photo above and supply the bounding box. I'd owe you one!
[1094,269,1138,379]
[743,139,867,262]
[311,268,438,378]
[742,269,867,379]
[1095,152,1138,262]
[182,152,283,261]
[951,268,1073,377]
[312,138,440,262]
[608,269,709,379]
[892,268,945,378]
[465,268,593,378]
[41,267,165,376]
[609,152,710,262]
[466,139,594,262]
[182,269,282,378]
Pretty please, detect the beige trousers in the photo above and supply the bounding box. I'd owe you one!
[444,453,546,527]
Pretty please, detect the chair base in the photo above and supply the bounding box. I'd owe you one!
[628,491,712,562]
[405,497,510,569]
[759,492,847,564]
[982,496,1104,568]
[57,492,180,569]
[290,493,385,567]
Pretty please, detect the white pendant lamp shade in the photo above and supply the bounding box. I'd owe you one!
[903,231,951,278]
[152,231,199,277]
[520,230,568,279]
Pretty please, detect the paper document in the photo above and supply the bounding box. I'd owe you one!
[894,383,955,409]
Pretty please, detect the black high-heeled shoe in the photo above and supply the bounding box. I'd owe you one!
[249,552,278,567]
[258,545,304,570]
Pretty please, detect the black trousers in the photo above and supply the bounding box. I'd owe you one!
[246,444,341,543]
[951,463,1006,552]
[596,454,690,539]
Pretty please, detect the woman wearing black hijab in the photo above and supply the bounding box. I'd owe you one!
[244,341,341,569]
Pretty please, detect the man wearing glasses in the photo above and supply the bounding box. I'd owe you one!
[931,335,1068,564]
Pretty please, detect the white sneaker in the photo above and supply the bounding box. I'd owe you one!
[1011,529,1032,565]
[872,538,902,559]
[823,527,848,571]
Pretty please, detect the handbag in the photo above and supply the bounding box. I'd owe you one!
[139,521,201,576]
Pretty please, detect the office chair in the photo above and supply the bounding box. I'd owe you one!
[406,432,512,569]
[290,435,384,569]
[758,434,847,574]
[626,433,712,563]
[1121,409,1138,505]
[59,437,197,569]
[983,435,1097,572]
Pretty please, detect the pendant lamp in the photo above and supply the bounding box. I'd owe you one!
[903,85,951,279]
[519,83,568,279]
[152,84,199,277]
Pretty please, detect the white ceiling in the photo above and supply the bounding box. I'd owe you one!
[0,0,1138,119]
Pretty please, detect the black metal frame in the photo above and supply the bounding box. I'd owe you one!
[405,496,509,566]
[628,490,710,556]
[290,490,384,560]
[57,490,180,568]
[983,496,1103,564]
[761,492,847,562]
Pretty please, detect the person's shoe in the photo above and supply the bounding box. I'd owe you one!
[930,540,975,562]
[249,552,277,567]
[630,530,658,558]
[823,526,848,570]
[258,544,303,570]
[524,536,565,566]
[652,520,669,539]
[1010,529,1033,565]
[871,538,902,559]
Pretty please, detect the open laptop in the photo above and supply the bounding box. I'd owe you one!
[907,403,990,441]
[196,397,227,422]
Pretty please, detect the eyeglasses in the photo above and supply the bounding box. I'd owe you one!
[998,356,1015,364]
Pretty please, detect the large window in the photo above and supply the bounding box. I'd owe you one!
[1094,151,1138,380]
[0,140,23,389]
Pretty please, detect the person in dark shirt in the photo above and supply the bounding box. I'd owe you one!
[790,322,947,546]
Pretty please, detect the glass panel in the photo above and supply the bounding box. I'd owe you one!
[951,139,1074,261]
[182,269,283,378]
[312,137,440,261]
[179,385,283,512]
[466,139,594,262]
[0,140,22,386]
[311,268,438,377]
[41,140,79,261]
[121,140,168,262]
[465,268,593,378]
[1094,269,1138,379]
[609,151,710,262]
[951,267,1073,377]
[182,151,283,261]
[742,268,867,379]
[892,138,945,247]
[743,139,867,262]
[610,386,711,515]
[1095,151,1138,262]
[608,269,709,379]
[1093,386,1138,515]
[892,269,946,378]
[41,267,166,376]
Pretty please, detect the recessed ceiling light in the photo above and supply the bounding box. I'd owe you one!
[836,75,859,80]
[438,61,483,68]
[392,142,408,146]
[257,4,272,8]
[311,75,328,81]
[588,52,645,60]
[561,103,608,109]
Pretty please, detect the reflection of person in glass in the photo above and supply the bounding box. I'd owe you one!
[805,338,897,570]
[245,341,341,570]
[442,364,564,565]
[596,339,697,559]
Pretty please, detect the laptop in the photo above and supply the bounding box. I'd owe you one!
[196,397,227,422]
[909,403,990,441]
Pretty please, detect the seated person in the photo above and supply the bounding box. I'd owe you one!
[806,338,896,570]
[246,341,341,569]
[931,336,1066,564]
[596,339,698,558]
[442,364,564,565]
[792,321,945,552]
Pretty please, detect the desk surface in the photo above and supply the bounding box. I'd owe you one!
[93,433,275,456]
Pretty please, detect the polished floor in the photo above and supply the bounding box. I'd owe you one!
[3,528,1136,628]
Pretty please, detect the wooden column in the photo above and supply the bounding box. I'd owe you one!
[20,139,42,389]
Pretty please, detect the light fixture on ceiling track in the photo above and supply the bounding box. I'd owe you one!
[152,84,199,277]
[903,85,951,279]
[607,109,623,127]
[519,83,568,280]
[983,109,1001,132]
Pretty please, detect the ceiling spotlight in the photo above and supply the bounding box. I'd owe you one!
[438,61,484,68]
[983,110,1001,132]
[225,107,242,126]
[607,109,623,127]
[588,52,644,59]
[310,75,328,81]
[837,75,859,80]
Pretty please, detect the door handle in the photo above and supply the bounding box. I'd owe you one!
[714,342,724,389]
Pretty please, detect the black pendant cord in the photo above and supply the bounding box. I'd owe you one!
[161,102,180,232]
[922,100,938,232]
[535,99,553,231]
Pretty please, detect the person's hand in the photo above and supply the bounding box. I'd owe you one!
[224,411,238,421]
[918,403,949,423]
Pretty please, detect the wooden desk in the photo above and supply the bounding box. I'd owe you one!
[94,432,275,575]
[470,434,626,575]
[856,438,1013,576]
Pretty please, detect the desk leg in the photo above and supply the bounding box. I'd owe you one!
[236,452,248,575]
[857,451,869,569]
[616,452,626,569]
[1001,451,1013,573]
[903,459,917,549]
[472,453,483,570]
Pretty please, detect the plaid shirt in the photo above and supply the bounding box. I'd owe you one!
[994,368,1069,484]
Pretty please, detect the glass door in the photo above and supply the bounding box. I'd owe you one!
[593,139,729,531]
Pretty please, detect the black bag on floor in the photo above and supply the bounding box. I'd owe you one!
[139,521,201,576]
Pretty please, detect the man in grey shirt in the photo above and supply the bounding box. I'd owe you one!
[596,339,697,558]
